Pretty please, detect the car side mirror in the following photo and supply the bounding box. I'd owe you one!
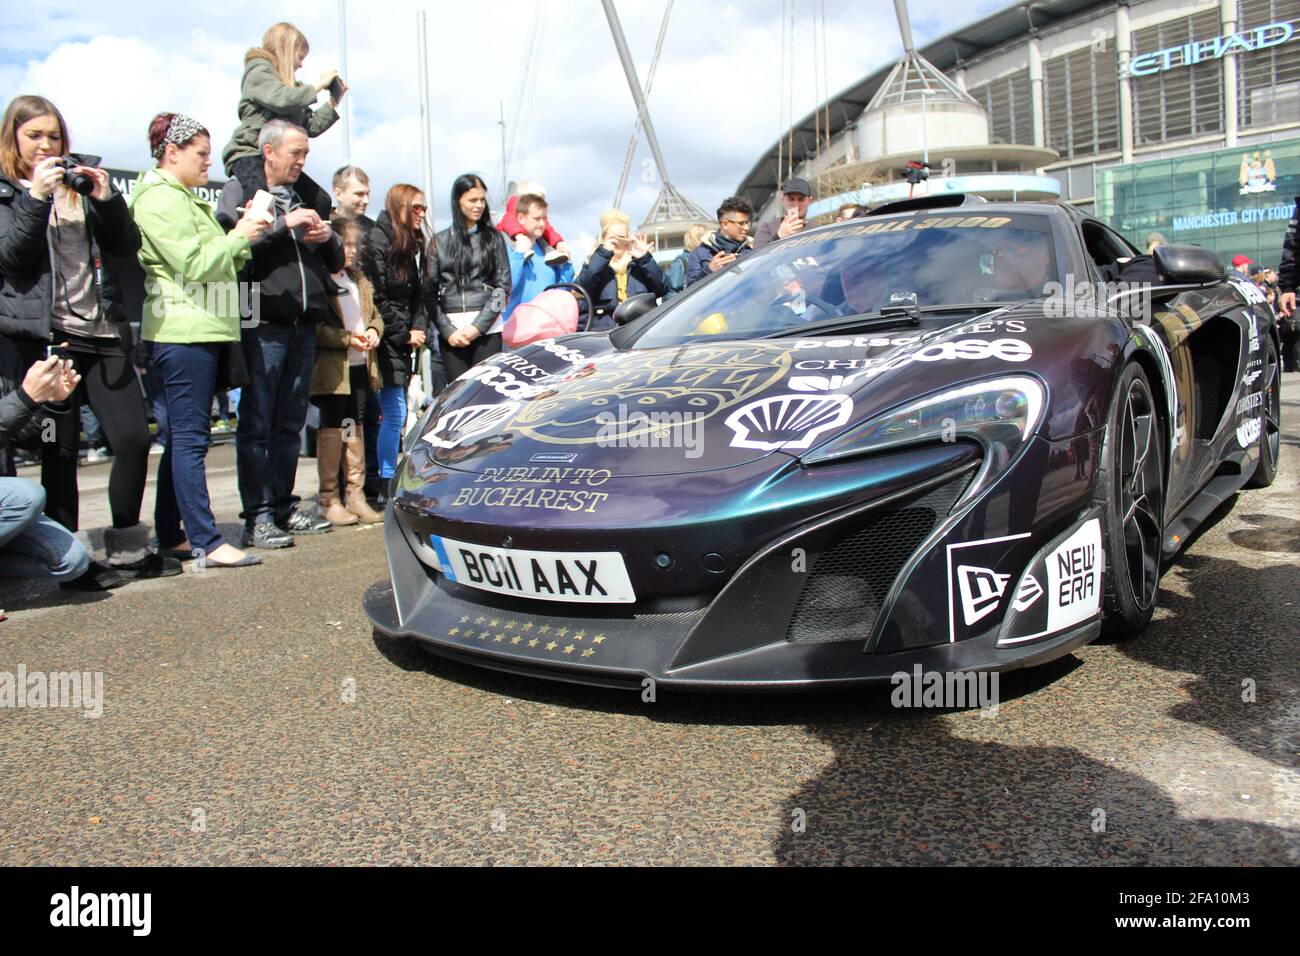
[1153,244,1226,284]
[612,293,658,326]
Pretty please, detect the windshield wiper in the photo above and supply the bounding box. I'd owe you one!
[765,310,920,340]
[764,302,1012,340]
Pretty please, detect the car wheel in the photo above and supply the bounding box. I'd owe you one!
[1095,363,1165,639]
[1245,336,1281,489]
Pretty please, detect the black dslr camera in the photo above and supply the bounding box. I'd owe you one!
[52,157,96,196]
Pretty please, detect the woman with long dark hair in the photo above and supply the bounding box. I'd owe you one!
[363,183,428,485]
[0,94,180,588]
[427,174,511,381]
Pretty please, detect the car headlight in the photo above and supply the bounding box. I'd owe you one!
[800,376,1046,503]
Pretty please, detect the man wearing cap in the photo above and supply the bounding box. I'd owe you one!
[1229,254,1254,280]
[753,177,813,250]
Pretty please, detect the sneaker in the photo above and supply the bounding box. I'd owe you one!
[279,508,333,535]
[59,560,126,592]
[113,552,184,580]
[86,447,110,464]
[240,521,296,550]
[543,248,569,267]
[149,442,166,456]
[212,420,231,433]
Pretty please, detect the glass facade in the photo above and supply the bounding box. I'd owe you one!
[1094,136,1300,265]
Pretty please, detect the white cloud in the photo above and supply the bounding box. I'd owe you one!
[4,0,1007,261]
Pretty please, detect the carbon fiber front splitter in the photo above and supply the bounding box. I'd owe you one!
[364,511,1101,692]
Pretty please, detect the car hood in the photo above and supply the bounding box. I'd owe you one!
[419,312,1051,478]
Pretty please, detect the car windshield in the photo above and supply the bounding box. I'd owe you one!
[634,212,1060,348]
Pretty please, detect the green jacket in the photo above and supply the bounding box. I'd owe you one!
[129,168,252,344]
[221,55,339,173]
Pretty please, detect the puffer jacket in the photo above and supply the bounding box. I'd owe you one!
[425,225,512,339]
[363,211,428,388]
[0,157,140,343]
[311,272,384,397]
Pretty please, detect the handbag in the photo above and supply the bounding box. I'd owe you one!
[215,339,250,391]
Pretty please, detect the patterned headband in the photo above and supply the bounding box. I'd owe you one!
[152,114,207,159]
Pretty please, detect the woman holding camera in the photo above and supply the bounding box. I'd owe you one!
[0,94,179,589]
[131,112,270,569]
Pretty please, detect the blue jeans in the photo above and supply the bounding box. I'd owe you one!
[151,342,224,553]
[236,322,316,526]
[376,385,406,480]
[0,478,90,581]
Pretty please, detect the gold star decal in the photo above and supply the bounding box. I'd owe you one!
[475,617,486,625]
[448,627,460,636]
[539,625,551,635]
[494,634,505,642]
[546,641,558,651]
[478,631,490,640]
[511,636,522,645]
[563,645,575,655]
[490,619,499,628]
[555,627,569,637]
[459,615,470,624]
[504,621,515,630]
[573,630,586,641]
[522,622,534,632]
[528,638,539,648]
[592,634,606,645]
[581,648,595,658]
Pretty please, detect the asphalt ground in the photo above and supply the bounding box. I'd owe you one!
[0,378,1297,865]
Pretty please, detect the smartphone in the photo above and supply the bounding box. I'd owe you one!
[248,189,276,224]
[328,76,345,101]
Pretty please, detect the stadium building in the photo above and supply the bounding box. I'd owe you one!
[738,0,1300,263]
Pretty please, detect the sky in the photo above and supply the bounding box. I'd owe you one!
[0,0,1006,257]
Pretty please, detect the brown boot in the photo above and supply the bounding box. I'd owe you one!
[345,427,385,524]
[317,428,358,526]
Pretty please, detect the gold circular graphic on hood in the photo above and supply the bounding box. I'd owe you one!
[514,343,793,445]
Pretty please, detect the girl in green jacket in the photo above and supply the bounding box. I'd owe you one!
[130,112,269,569]
[221,22,345,192]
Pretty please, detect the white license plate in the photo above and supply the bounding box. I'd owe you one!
[429,535,637,604]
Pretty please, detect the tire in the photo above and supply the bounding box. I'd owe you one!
[1245,335,1281,489]
[1094,363,1165,639]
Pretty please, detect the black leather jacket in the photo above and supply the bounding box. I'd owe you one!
[425,225,512,339]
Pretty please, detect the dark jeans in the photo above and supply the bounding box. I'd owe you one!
[151,342,224,553]
[18,339,151,532]
[236,322,316,527]
[362,389,381,493]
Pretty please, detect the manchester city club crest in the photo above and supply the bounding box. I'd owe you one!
[1239,149,1277,195]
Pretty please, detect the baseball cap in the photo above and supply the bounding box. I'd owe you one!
[1232,254,1253,268]
[782,177,812,197]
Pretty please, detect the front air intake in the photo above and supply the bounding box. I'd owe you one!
[786,475,970,644]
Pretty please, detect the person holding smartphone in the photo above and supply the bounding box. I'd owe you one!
[222,22,344,199]
[577,212,670,329]
[0,94,181,590]
[0,347,93,585]
[685,196,755,288]
[753,177,813,250]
